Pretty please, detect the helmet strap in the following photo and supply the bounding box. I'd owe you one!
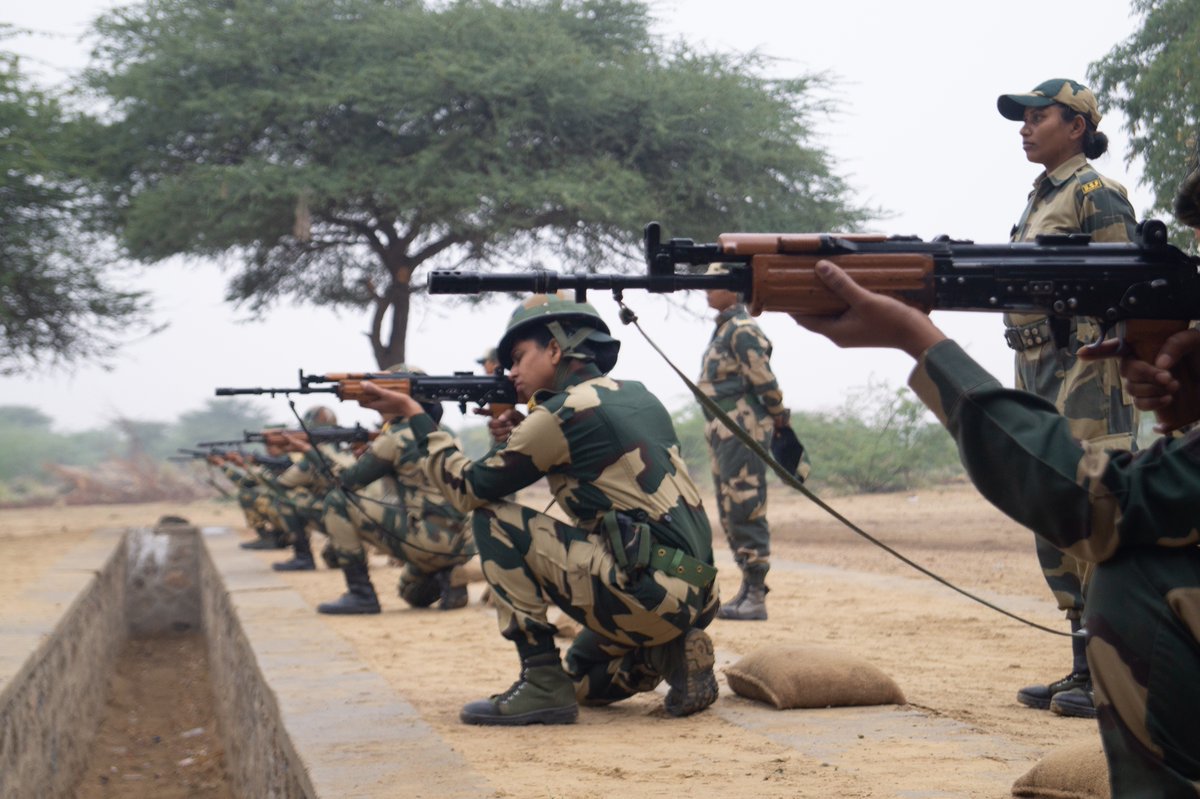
[546,320,596,362]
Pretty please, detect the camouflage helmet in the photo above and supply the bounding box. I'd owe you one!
[383,363,425,375]
[475,348,500,369]
[497,293,620,373]
[302,406,337,426]
[998,78,1101,126]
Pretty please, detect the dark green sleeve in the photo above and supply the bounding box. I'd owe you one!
[337,450,393,491]
[411,411,557,512]
[910,341,1200,562]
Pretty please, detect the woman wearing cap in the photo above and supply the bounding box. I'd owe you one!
[356,294,720,726]
[997,78,1140,720]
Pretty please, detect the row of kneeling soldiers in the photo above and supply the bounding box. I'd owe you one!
[207,79,1200,795]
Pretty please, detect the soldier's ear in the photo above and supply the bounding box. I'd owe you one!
[546,339,563,365]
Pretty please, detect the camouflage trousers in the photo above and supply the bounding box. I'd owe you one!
[322,479,473,577]
[706,416,772,572]
[273,485,326,543]
[472,500,718,704]
[1016,342,1135,617]
[235,485,279,533]
[1086,545,1200,796]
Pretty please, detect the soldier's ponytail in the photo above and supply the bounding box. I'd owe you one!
[1060,106,1108,159]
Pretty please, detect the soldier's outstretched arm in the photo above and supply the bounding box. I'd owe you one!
[795,260,1200,562]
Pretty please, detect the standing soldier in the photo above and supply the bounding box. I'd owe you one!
[996,79,1140,719]
[699,265,791,621]
[358,295,719,725]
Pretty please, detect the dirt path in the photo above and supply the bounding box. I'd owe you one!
[1,485,1100,797]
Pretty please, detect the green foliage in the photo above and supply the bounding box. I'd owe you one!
[0,34,152,373]
[793,380,963,494]
[80,0,869,365]
[1088,0,1200,244]
[670,380,963,494]
[0,399,271,483]
[0,405,111,481]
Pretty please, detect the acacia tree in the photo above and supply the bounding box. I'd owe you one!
[1089,0,1200,234]
[0,39,150,373]
[82,0,867,366]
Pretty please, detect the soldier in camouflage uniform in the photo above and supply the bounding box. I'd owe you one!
[476,347,500,376]
[794,251,1200,799]
[358,295,719,725]
[699,265,790,621]
[315,366,474,615]
[258,407,349,572]
[998,79,1139,718]
[212,442,292,550]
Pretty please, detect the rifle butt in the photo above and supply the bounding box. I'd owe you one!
[489,403,516,419]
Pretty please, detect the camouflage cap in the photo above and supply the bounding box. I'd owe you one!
[998,79,1101,127]
[474,348,499,366]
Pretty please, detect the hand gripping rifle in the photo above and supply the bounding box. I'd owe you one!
[216,371,518,417]
[428,219,1200,362]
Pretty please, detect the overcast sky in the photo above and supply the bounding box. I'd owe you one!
[1,0,1160,434]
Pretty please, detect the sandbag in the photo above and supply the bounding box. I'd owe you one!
[1012,741,1110,799]
[724,645,905,709]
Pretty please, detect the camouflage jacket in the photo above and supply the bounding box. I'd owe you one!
[1003,154,1138,440]
[280,445,350,494]
[411,362,713,561]
[217,458,288,490]
[332,419,465,523]
[911,340,1199,561]
[698,304,787,422]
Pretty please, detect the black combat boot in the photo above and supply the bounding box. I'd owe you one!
[317,555,382,614]
[398,569,440,608]
[460,651,579,726]
[648,628,719,717]
[435,565,469,610]
[272,530,316,571]
[1017,618,1094,717]
[240,527,289,550]
[717,565,768,621]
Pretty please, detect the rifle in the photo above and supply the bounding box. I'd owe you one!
[428,219,1199,361]
[241,424,378,447]
[176,448,293,469]
[216,371,518,417]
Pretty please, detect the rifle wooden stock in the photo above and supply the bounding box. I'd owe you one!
[742,253,936,316]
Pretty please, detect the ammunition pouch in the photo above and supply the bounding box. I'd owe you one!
[600,510,717,590]
[602,509,652,579]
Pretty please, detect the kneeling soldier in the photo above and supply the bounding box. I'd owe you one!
[316,366,474,614]
[359,295,720,725]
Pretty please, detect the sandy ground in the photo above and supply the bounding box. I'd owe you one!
[0,484,1102,798]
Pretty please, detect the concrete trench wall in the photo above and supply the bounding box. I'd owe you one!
[0,529,128,799]
[0,521,489,799]
[0,522,294,799]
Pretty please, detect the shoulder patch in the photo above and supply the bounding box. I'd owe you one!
[1080,179,1103,195]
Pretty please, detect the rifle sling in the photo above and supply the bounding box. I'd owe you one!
[614,298,1072,639]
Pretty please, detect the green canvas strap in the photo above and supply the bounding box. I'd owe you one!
[649,543,716,589]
